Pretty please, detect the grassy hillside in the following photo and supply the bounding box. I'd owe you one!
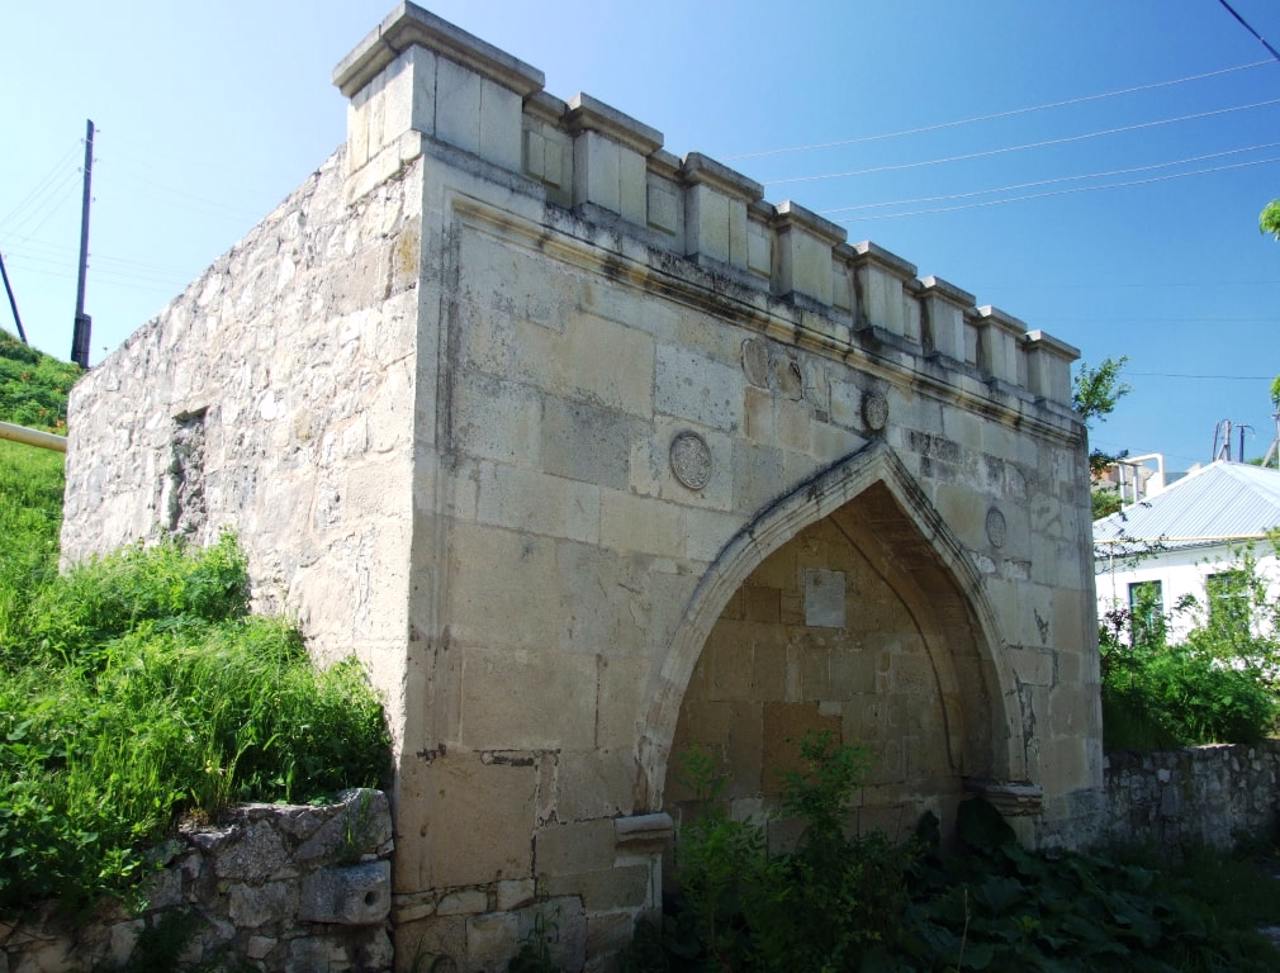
[0,440,66,635]
[0,352,390,915]
[0,329,80,432]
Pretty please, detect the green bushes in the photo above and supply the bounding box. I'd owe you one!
[627,734,1280,972]
[0,441,390,916]
[667,735,907,972]
[0,329,80,432]
[1102,639,1278,749]
[1100,542,1280,750]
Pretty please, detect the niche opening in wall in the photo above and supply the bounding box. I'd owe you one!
[167,408,208,537]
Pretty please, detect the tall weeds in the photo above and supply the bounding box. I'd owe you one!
[0,442,390,916]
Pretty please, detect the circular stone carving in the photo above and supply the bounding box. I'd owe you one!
[741,338,771,388]
[861,390,889,432]
[986,507,1008,549]
[670,432,713,491]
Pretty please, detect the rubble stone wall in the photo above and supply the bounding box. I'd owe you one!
[1104,741,1280,848]
[0,789,394,973]
[60,144,425,751]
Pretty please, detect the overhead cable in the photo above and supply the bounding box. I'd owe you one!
[768,97,1280,186]
[1127,371,1275,379]
[823,141,1280,213]
[1215,0,1280,62]
[837,154,1280,222]
[728,59,1275,161]
[0,142,81,232]
[3,169,82,242]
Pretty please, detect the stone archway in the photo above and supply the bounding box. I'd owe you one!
[637,441,1026,820]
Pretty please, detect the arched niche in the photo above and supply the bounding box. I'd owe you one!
[636,441,1026,823]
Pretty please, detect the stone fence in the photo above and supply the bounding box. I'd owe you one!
[1103,740,1280,848]
[0,789,393,973]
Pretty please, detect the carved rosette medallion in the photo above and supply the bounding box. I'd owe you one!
[670,431,712,491]
[861,390,889,432]
[986,507,1008,549]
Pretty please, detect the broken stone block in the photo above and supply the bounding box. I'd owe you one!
[298,861,391,925]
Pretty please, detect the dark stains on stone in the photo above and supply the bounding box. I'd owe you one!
[416,743,447,764]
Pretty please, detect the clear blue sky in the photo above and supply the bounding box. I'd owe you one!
[1,0,1277,472]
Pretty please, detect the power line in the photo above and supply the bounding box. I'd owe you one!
[109,167,261,222]
[727,59,1275,161]
[985,279,1280,290]
[1041,314,1277,323]
[1215,0,1280,62]
[3,259,180,294]
[4,251,185,287]
[3,169,82,242]
[10,238,193,276]
[1126,372,1275,380]
[7,186,80,254]
[0,142,80,232]
[837,154,1280,222]
[768,96,1280,186]
[823,141,1280,214]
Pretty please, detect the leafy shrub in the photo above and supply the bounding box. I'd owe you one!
[897,800,1280,972]
[0,442,390,916]
[1102,637,1278,748]
[656,733,915,972]
[624,736,1280,971]
[1100,539,1280,749]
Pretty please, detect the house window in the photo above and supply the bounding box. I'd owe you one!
[1206,570,1249,632]
[1127,580,1163,646]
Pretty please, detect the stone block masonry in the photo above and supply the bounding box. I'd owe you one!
[0,789,394,973]
[61,4,1101,969]
[1105,741,1280,849]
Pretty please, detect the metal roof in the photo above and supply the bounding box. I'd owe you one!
[1093,461,1280,557]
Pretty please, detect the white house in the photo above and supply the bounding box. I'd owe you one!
[1094,461,1280,642]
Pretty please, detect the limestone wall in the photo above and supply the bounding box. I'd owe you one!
[1104,741,1280,848]
[59,6,1106,970]
[0,790,393,973]
[60,147,425,749]
[392,149,1100,964]
[668,507,979,847]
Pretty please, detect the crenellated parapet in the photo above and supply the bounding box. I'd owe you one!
[334,3,1079,414]
[61,10,1103,969]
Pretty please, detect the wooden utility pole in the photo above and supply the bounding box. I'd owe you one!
[70,119,94,368]
[0,251,26,343]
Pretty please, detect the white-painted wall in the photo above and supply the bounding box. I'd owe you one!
[1095,541,1280,642]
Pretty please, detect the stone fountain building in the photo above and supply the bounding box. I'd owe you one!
[61,5,1100,969]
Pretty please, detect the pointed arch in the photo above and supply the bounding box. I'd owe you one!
[635,439,1026,810]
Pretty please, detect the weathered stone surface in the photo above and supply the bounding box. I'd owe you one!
[435,889,487,917]
[296,788,392,863]
[211,819,291,882]
[55,6,1104,972]
[495,878,535,912]
[1102,741,1280,849]
[229,879,295,930]
[0,793,394,973]
[299,861,392,924]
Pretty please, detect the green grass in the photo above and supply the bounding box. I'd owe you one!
[0,436,390,917]
[0,440,65,642]
[0,328,81,432]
